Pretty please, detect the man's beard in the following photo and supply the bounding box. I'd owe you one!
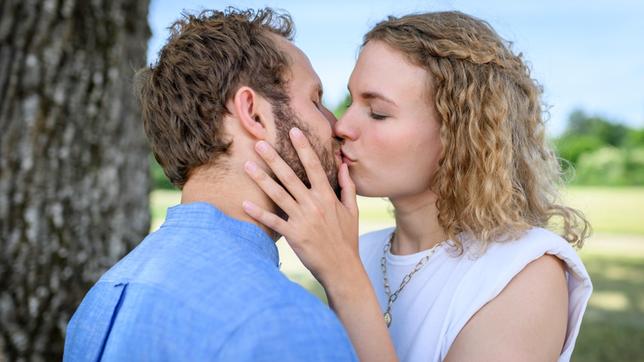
[272,102,341,199]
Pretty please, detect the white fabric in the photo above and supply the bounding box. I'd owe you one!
[359,226,592,362]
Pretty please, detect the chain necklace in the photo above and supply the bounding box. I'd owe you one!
[381,230,443,328]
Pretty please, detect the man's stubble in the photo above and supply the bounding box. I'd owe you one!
[272,102,341,199]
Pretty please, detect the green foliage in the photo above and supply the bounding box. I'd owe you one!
[555,109,644,186]
[555,135,605,166]
[333,94,351,118]
[150,154,176,190]
[625,128,644,148]
[573,147,644,186]
[625,147,644,184]
[574,147,628,185]
[564,109,629,146]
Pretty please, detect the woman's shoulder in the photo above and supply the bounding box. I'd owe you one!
[462,227,568,259]
[445,225,593,325]
[469,227,589,280]
[442,226,592,361]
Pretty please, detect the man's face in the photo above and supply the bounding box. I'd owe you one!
[271,39,342,195]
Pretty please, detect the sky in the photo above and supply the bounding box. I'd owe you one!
[147,0,644,135]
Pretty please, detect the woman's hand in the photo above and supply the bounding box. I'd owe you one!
[242,127,398,362]
[241,127,360,287]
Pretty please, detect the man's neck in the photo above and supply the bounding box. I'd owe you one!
[180,169,280,241]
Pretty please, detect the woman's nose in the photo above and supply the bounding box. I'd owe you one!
[334,107,359,141]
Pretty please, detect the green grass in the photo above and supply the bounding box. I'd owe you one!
[353,187,644,235]
[151,187,644,235]
[150,190,181,231]
[150,187,644,360]
[563,186,644,235]
[572,252,644,362]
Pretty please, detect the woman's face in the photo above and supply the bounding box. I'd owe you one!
[336,40,443,199]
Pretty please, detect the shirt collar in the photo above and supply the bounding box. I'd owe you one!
[161,202,279,267]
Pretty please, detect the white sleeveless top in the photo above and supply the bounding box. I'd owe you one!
[359,227,592,362]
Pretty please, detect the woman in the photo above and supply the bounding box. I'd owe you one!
[242,11,592,362]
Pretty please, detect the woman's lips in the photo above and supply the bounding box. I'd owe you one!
[341,150,356,165]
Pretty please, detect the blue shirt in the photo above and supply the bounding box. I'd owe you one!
[64,202,357,361]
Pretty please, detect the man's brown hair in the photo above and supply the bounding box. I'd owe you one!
[135,8,294,188]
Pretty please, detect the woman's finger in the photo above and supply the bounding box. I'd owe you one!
[289,127,332,191]
[339,163,358,215]
[242,200,289,236]
[254,141,309,202]
[244,161,299,217]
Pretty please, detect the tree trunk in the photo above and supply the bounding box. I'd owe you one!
[0,0,151,360]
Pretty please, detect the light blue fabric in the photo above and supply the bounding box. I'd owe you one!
[64,202,357,361]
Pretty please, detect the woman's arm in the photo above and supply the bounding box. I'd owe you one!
[323,262,398,362]
[445,254,568,362]
[241,127,397,362]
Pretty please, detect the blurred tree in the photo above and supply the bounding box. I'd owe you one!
[554,109,636,170]
[564,109,629,147]
[574,146,644,186]
[0,1,151,360]
[150,155,176,190]
[333,93,351,118]
[625,147,644,184]
[625,128,644,148]
[575,147,628,185]
[554,134,605,166]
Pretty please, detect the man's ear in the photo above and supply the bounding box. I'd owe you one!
[232,86,270,140]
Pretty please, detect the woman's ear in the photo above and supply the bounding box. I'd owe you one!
[232,86,271,140]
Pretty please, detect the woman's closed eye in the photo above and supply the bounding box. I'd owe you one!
[369,110,388,120]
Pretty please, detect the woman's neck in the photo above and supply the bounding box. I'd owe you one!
[389,189,447,255]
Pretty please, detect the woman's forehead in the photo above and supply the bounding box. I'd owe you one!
[350,42,429,101]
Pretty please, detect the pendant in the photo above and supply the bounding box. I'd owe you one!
[384,311,392,327]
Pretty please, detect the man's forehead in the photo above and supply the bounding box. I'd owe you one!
[271,34,323,94]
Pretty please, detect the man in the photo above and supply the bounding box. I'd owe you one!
[64,8,356,361]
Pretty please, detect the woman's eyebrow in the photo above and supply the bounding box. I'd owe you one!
[347,85,397,107]
[362,91,398,107]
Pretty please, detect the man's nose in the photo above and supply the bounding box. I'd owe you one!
[322,106,338,129]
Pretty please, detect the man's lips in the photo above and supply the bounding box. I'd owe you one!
[334,149,343,165]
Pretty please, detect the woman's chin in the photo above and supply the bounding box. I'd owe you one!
[354,182,388,198]
[350,170,391,198]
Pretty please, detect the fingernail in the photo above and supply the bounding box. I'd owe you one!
[290,127,303,139]
[256,141,269,153]
[242,201,255,211]
[244,161,257,173]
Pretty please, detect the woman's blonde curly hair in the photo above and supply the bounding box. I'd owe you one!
[365,11,590,251]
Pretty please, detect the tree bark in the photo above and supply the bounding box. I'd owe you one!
[0,0,151,360]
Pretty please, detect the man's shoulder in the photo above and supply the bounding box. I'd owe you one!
[216,287,357,361]
[99,225,263,287]
[67,232,356,360]
[93,226,330,320]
